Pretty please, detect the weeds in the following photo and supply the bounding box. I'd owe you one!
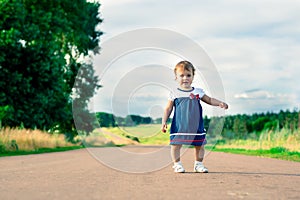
[215,128,300,152]
[0,127,77,153]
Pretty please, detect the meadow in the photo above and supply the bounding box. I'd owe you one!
[212,128,300,162]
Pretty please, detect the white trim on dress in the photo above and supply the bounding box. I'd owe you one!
[170,132,206,136]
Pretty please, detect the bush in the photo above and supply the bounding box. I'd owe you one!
[270,147,288,153]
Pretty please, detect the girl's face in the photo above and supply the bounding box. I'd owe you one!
[175,68,194,90]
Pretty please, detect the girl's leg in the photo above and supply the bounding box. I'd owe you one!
[194,145,208,172]
[171,144,182,163]
[194,145,205,162]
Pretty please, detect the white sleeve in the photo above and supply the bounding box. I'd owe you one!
[195,88,205,98]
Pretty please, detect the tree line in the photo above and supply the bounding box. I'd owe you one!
[206,109,300,139]
[96,112,158,127]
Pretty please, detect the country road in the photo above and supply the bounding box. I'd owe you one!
[0,147,299,200]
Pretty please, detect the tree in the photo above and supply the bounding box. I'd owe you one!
[251,117,270,132]
[0,0,102,138]
[96,112,117,128]
[72,62,101,135]
[233,116,248,139]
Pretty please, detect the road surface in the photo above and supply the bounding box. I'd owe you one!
[0,147,299,199]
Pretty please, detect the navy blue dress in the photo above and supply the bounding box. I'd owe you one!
[169,87,207,146]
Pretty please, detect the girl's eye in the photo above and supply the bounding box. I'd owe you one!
[180,74,184,77]
[187,74,191,77]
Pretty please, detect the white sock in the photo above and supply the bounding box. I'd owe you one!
[174,161,182,165]
[195,161,203,165]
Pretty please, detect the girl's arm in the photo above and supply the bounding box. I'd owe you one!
[201,94,228,109]
[161,100,174,132]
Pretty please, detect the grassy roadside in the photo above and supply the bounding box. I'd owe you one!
[0,127,82,157]
[0,146,83,157]
[210,128,300,162]
[210,147,300,162]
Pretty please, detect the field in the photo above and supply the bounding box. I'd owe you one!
[100,124,300,162]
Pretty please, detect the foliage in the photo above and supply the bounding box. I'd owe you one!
[72,62,101,135]
[0,0,102,138]
[96,112,156,127]
[96,112,117,127]
[215,109,299,139]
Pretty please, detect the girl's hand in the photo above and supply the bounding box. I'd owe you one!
[219,102,228,109]
[161,123,167,133]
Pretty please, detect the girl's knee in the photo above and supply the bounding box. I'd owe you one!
[171,144,182,149]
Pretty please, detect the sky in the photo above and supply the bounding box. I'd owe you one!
[87,0,300,118]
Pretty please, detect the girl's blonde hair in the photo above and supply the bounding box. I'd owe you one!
[174,60,195,75]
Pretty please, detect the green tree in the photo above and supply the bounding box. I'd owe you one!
[233,116,248,139]
[72,62,101,135]
[96,112,117,128]
[0,0,102,137]
[251,116,270,132]
[207,116,224,138]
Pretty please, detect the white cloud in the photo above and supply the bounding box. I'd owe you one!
[230,89,297,114]
[234,89,287,100]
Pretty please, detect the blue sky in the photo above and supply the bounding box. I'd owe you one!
[88,0,300,118]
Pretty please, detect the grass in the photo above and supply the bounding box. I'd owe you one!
[0,146,83,157]
[104,124,169,145]
[212,147,300,162]
[0,127,81,157]
[215,129,300,152]
[213,128,300,162]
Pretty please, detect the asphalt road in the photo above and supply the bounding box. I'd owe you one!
[0,147,299,199]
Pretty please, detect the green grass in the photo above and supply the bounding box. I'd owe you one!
[104,124,169,145]
[0,145,83,157]
[211,147,300,162]
[209,128,300,162]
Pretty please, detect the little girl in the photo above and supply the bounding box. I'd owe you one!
[161,61,228,173]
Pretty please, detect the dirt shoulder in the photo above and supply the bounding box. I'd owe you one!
[0,147,299,200]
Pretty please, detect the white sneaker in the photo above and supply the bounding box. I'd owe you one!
[173,162,185,173]
[194,161,208,173]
